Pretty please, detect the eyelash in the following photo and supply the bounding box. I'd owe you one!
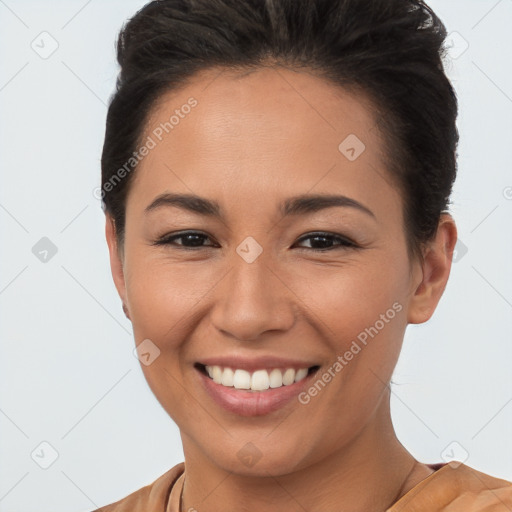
[153,231,359,252]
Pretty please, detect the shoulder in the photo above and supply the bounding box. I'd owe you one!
[92,462,185,512]
[389,461,512,511]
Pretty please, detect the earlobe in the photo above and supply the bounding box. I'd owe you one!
[105,215,129,317]
[407,214,458,324]
[122,302,131,320]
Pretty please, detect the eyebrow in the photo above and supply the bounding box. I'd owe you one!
[144,192,375,219]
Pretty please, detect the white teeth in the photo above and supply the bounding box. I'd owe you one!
[282,368,295,385]
[294,368,308,382]
[204,365,310,391]
[212,366,222,384]
[269,368,283,388]
[233,369,251,389]
[221,367,234,387]
[251,370,270,391]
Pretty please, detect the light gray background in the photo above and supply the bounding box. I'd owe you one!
[1,1,511,511]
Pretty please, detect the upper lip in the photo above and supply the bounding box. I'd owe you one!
[197,356,319,372]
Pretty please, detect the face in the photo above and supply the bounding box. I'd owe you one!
[106,66,447,477]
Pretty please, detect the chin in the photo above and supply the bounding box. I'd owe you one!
[197,432,322,478]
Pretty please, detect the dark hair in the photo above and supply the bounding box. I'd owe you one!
[101,0,458,260]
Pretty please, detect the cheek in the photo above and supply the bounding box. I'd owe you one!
[124,252,213,342]
[293,256,409,338]
[123,254,202,422]
[291,265,407,449]
[124,243,410,346]
[292,254,409,414]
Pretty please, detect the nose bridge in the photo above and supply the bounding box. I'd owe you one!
[209,244,295,341]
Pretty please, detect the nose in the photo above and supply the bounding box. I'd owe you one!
[209,253,296,342]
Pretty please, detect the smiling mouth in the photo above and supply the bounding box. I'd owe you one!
[195,363,320,392]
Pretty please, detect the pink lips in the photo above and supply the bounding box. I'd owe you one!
[195,358,319,417]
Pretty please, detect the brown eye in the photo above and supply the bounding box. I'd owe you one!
[294,232,358,251]
[154,231,217,249]
[153,231,358,252]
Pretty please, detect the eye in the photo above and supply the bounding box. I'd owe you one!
[293,232,358,251]
[154,230,358,252]
[153,231,217,249]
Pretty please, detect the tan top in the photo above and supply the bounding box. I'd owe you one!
[93,461,512,512]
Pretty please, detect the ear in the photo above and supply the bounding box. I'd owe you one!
[407,213,458,324]
[105,214,130,319]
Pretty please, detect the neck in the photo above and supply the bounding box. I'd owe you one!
[179,391,431,512]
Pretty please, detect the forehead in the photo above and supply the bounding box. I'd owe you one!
[129,66,397,218]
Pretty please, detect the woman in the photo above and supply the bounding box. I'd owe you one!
[94,0,512,510]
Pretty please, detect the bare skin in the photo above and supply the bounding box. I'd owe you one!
[105,66,458,512]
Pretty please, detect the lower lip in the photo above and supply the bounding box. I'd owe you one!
[197,367,316,417]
